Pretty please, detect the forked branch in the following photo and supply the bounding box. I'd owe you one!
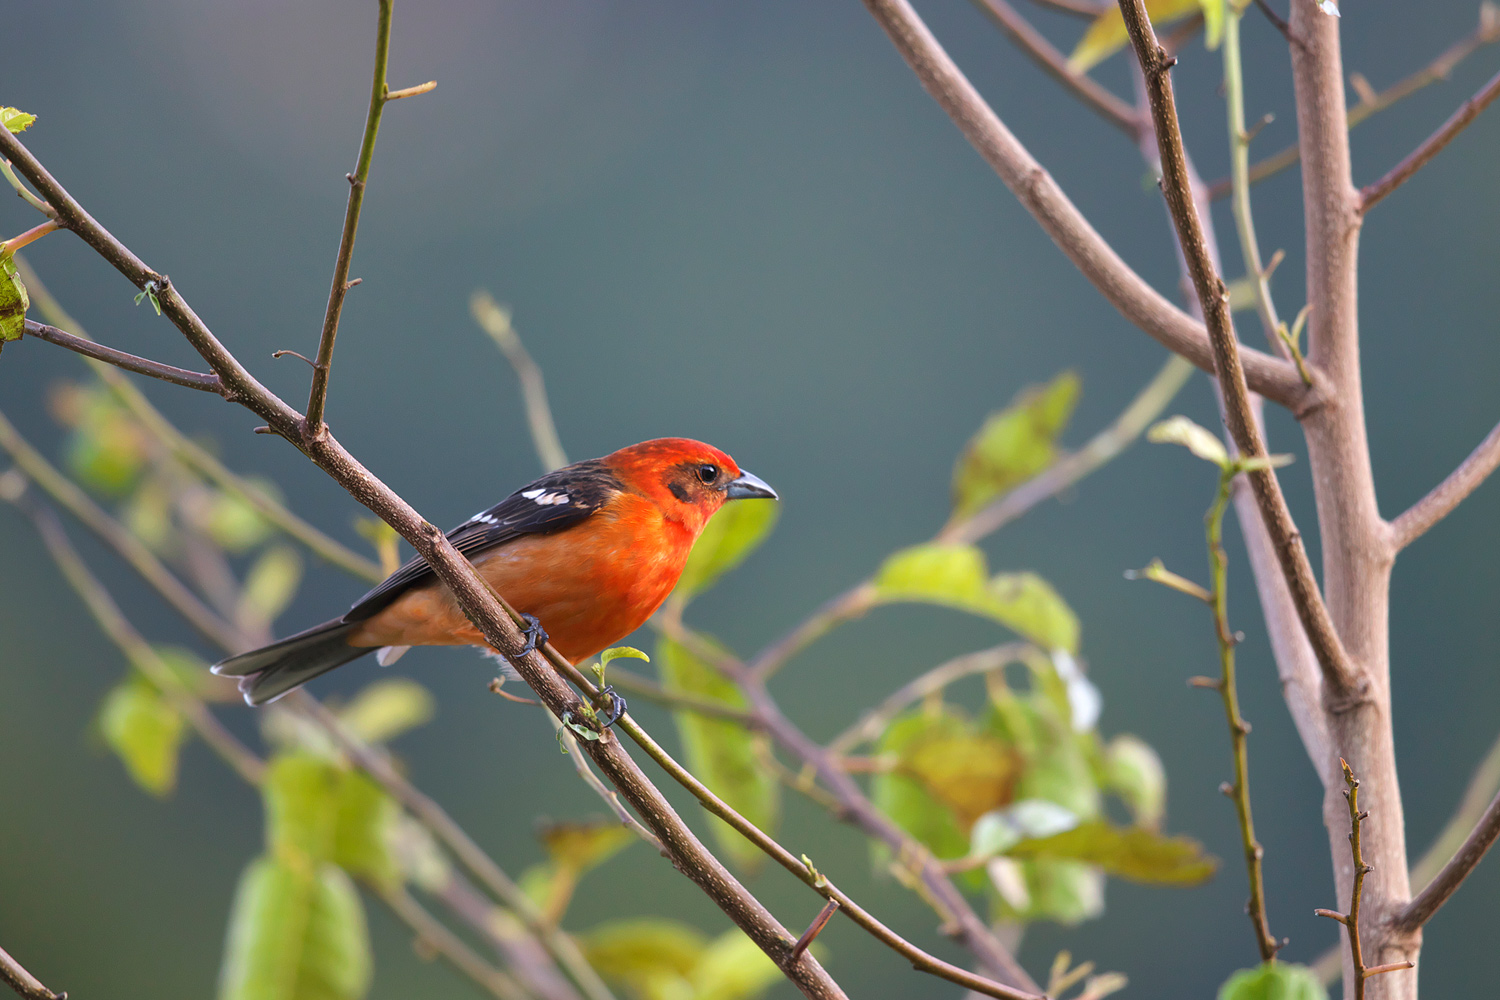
[1360,67,1500,212]
[1389,417,1500,550]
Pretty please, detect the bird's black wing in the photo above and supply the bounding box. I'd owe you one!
[342,459,623,623]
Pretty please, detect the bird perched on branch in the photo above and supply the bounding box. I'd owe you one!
[213,438,777,706]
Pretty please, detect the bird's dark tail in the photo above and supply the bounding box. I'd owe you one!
[212,618,373,706]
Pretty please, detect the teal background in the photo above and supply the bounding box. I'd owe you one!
[2,1,1498,997]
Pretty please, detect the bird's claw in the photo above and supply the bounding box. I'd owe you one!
[596,685,627,729]
[517,612,548,657]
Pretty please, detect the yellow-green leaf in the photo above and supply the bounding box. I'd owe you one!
[986,572,1079,653]
[582,918,706,999]
[1007,820,1217,886]
[202,489,273,552]
[538,818,635,874]
[657,637,778,873]
[675,497,778,601]
[952,372,1079,516]
[1,108,36,133]
[1218,963,1329,1000]
[238,546,303,633]
[99,678,186,797]
[1103,734,1166,829]
[693,929,785,1000]
[265,753,340,865]
[0,249,28,349]
[871,712,980,861]
[1068,0,1202,73]
[335,678,434,744]
[1148,415,1230,467]
[218,857,372,1000]
[331,772,400,889]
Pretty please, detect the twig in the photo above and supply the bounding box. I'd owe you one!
[750,584,878,683]
[1115,0,1362,698]
[6,485,265,785]
[1360,67,1500,211]
[1392,786,1500,932]
[1025,0,1110,16]
[379,885,531,1000]
[0,158,56,217]
[1207,4,1500,200]
[1202,465,1278,961]
[790,900,841,962]
[1,219,60,253]
[0,409,249,652]
[472,291,568,472]
[1251,0,1290,39]
[857,0,1310,410]
[968,0,1142,136]
[606,668,761,726]
[0,944,64,1000]
[1313,761,1413,998]
[1389,416,1500,550]
[295,694,620,1000]
[305,0,399,436]
[15,257,384,582]
[826,644,1031,756]
[22,320,224,393]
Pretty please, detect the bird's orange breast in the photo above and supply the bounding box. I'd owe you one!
[346,493,696,663]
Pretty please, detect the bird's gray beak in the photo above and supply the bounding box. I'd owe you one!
[725,470,778,501]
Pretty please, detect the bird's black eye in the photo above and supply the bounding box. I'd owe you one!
[697,464,719,485]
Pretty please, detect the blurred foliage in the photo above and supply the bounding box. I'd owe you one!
[951,370,1078,517]
[98,676,186,797]
[581,919,785,1000]
[674,496,778,603]
[520,817,637,925]
[1070,0,1222,73]
[1217,962,1329,1000]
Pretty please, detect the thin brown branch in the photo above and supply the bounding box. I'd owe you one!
[305,0,396,435]
[0,944,63,1000]
[790,900,841,963]
[968,0,1142,136]
[21,320,224,393]
[858,0,1311,410]
[471,291,568,472]
[2,219,60,253]
[1115,0,1363,698]
[4,483,265,785]
[0,409,249,653]
[379,885,531,1000]
[1360,67,1500,211]
[1026,0,1110,16]
[1207,3,1500,200]
[1389,416,1500,549]
[1393,786,1500,932]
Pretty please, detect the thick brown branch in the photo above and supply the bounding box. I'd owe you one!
[0,944,63,1000]
[21,320,225,393]
[1389,416,1500,549]
[858,0,1311,410]
[1360,67,1500,211]
[1393,787,1500,932]
[1115,0,1362,697]
[968,0,1142,136]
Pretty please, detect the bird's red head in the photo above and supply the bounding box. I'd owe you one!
[602,438,777,535]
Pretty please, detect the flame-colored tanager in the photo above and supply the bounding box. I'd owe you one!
[213,438,777,705]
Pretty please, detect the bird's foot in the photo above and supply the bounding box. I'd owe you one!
[596,686,627,729]
[516,612,549,658]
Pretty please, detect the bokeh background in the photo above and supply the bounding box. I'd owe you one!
[3,1,1498,996]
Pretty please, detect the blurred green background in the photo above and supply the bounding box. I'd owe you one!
[3,0,1498,996]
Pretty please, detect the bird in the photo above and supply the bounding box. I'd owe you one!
[212,438,777,706]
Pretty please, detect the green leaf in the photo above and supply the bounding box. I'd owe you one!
[1103,734,1166,829]
[99,677,186,797]
[675,497,778,601]
[693,929,786,1000]
[952,371,1079,516]
[1218,962,1329,1000]
[657,637,778,873]
[1,108,36,133]
[597,644,650,684]
[1201,0,1226,50]
[335,679,435,744]
[0,249,28,349]
[1019,857,1106,926]
[218,857,372,1000]
[1007,820,1217,886]
[582,918,707,999]
[331,772,400,889]
[970,799,1079,858]
[1068,0,1203,73]
[986,573,1080,653]
[265,753,340,865]
[874,545,1080,652]
[1149,415,1230,467]
[202,489,273,552]
[538,817,636,874]
[238,546,303,632]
